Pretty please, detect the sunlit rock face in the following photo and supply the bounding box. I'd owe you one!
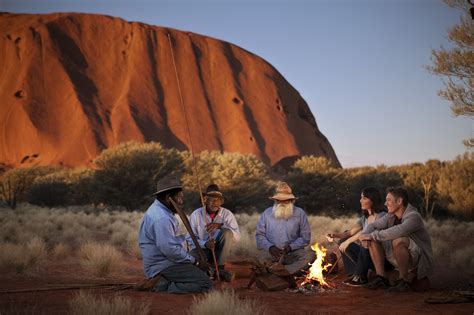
[0,12,340,169]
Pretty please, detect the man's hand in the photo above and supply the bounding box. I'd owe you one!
[205,223,222,233]
[269,246,282,259]
[339,240,350,253]
[283,244,291,254]
[205,239,216,250]
[194,257,210,271]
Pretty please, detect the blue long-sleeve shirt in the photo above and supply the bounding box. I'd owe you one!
[138,200,195,279]
[256,206,311,251]
[187,207,241,249]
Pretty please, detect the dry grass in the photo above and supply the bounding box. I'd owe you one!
[69,291,150,315]
[52,243,72,259]
[188,289,265,315]
[79,242,123,277]
[1,204,473,275]
[0,237,46,274]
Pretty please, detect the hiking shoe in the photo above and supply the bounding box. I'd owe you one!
[219,269,236,282]
[365,275,390,290]
[343,275,368,287]
[387,279,411,292]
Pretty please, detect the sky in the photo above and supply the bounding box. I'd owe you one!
[2,0,473,167]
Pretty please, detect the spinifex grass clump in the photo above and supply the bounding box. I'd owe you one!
[188,290,266,315]
[79,242,123,277]
[69,291,150,315]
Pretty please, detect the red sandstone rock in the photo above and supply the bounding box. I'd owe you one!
[0,12,339,169]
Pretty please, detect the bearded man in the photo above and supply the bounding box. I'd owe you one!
[188,184,240,282]
[255,182,315,275]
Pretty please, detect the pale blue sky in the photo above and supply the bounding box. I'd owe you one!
[2,0,472,167]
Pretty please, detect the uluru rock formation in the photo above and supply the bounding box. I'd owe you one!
[0,12,340,169]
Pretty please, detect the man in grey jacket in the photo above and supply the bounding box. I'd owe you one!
[359,187,434,292]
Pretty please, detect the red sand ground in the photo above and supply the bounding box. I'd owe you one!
[0,256,472,314]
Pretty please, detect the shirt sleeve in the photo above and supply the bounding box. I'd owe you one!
[187,210,207,249]
[222,210,241,242]
[288,210,311,250]
[155,219,195,264]
[369,212,423,241]
[256,211,273,250]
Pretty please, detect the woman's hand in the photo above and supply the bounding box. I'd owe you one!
[339,240,350,253]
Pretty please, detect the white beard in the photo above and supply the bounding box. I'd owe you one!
[272,202,294,220]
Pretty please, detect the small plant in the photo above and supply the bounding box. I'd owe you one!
[188,290,266,315]
[0,237,46,274]
[52,243,71,259]
[69,291,150,315]
[79,242,123,277]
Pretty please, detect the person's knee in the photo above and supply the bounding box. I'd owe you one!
[392,237,409,251]
[221,229,233,240]
[201,277,213,290]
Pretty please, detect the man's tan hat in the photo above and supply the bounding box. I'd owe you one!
[151,177,182,195]
[269,182,297,201]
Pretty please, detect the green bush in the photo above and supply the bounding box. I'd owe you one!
[0,167,56,209]
[181,151,271,212]
[27,168,94,207]
[93,142,184,211]
[287,157,402,216]
[436,153,474,219]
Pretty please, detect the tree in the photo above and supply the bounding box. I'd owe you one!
[428,0,474,147]
[93,142,184,211]
[436,152,474,219]
[0,167,55,209]
[27,168,94,207]
[181,151,271,212]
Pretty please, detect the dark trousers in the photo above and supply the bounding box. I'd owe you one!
[341,242,373,277]
[154,264,212,294]
[340,239,394,278]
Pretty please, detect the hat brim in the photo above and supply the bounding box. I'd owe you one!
[269,194,297,201]
[151,184,182,196]
[205,191,223,197]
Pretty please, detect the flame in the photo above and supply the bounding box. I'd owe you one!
[303,243,332,287]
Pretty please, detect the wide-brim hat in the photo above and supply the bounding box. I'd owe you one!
[151,177,182,195]
[269,181,297,201]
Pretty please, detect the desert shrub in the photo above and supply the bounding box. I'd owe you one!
[286,157,346,215]
[79,242,123,277]
[0,237,46,274]
[93,142,184,211]
[188,290,265,315]
[391,160,445,219]
[69,291,150,315]
[450,246,474,269]
[436,153,474,219]
[181,151,271,212]
[0,166,56,209]
[27,168,95,207]
[52,243,72,259]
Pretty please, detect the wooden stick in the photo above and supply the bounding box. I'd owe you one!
[167,33,220,281]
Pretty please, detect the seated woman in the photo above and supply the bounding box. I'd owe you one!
[328,187,386,286]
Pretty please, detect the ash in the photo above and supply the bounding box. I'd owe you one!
[290,281,337,295]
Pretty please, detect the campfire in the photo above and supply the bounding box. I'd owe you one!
[296,243,336,294]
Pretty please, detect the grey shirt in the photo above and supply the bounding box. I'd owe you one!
[362,204,434,279]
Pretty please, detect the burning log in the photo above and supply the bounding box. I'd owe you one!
[293,243,338,294]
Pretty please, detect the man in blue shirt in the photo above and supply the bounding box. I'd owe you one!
[138,177,212,293]
[256,182,315,275]
[188,184,240,282]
